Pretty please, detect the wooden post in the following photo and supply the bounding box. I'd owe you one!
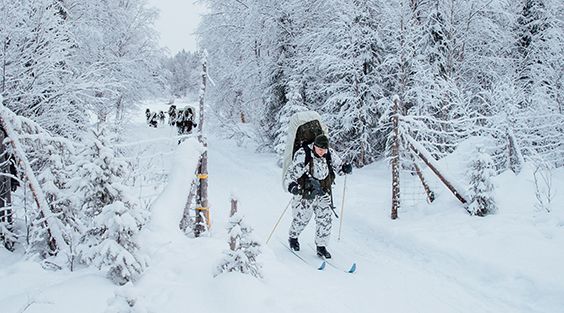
[194,51,209,237]
[194,152,209,237]
[229,197,237,251]
[197,51,207,143]
[391,98,400,220]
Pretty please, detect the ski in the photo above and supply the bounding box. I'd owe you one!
[307,243,357,274]
[277,237,326,270]
[325,260,357,273]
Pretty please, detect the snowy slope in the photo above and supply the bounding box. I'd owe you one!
[1,100,563,313]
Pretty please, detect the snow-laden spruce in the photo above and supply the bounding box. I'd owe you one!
[466,145,497,216]
[214,210,262,278]
[70,126,150,285]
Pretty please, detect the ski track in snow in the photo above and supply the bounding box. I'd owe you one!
[1,100,563,313]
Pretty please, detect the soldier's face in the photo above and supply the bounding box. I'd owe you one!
[314,145,327,157]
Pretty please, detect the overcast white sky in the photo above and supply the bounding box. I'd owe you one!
[147,0,207,55]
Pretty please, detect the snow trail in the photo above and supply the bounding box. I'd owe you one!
[113,101,564,313]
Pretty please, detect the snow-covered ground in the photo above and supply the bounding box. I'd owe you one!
[1,100,563,313]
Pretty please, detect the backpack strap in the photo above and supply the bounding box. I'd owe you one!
[303,143,312,170]
[297,145,335,196]
[320,151,335,195]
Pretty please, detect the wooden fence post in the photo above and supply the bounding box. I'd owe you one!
[194,50,209,237]
[229,197,237,251]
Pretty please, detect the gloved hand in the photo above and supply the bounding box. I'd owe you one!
[303,177,324,200]
[342,162,352,174]
[288,182,300,195]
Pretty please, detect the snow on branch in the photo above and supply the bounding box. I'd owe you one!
[0,99,70,255]
[214,207,262,278]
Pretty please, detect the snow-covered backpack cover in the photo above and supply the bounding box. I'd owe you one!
[183,105,197,120]
[281,111,328,191]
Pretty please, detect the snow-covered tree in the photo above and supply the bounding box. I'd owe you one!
[199,0,324,150]
[197,0,266,132]
[0,101,78,258]
[467,144,497,216]
[65,0,164,124]
[68,127,128,217]
[0,0,88,139]
[214,212,262,278]
[72,125,149,285]
[315,0,386,165]
[163,50,201,99]
[80,200,148,285]
[510,0,564,167]
[32,131,82,266]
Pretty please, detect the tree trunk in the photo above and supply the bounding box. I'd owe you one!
[391,99,400,220]
[229,198,237,251]
[0,102,68,254]
[194,152,209,237]
[507,128,524,174]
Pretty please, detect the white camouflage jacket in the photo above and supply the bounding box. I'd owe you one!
[284,144,345,192]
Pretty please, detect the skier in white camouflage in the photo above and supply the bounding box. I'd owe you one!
[284,134,352,259]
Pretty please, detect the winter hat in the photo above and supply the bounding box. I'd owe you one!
[314,134,329,149]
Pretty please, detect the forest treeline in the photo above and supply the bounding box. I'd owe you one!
[197,0,564,171]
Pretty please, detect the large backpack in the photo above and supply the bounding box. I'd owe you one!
[281,111,328,191]
[183,105,196,120]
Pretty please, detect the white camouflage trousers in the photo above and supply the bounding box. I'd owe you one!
[288,193,332,247]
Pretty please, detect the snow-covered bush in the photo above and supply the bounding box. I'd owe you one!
[69,127,129,217]
[34,138,84,265]
[214,212,262,278]
[0,102,79,258]
[72,126,149,285]
[79,201,149,285]
[533,164,554,213]
[467,145,497,216]
[105,282,155,313]
[0,219,16,251]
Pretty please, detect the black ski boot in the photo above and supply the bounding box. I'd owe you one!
[317,246,332,259]
[289,237,300,251]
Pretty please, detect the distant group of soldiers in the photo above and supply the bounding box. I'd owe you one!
[145,104,197,135]
[145,109,164,128]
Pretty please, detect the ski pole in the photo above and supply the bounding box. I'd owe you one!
[266,195,294,244]
[338,174,348,241]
